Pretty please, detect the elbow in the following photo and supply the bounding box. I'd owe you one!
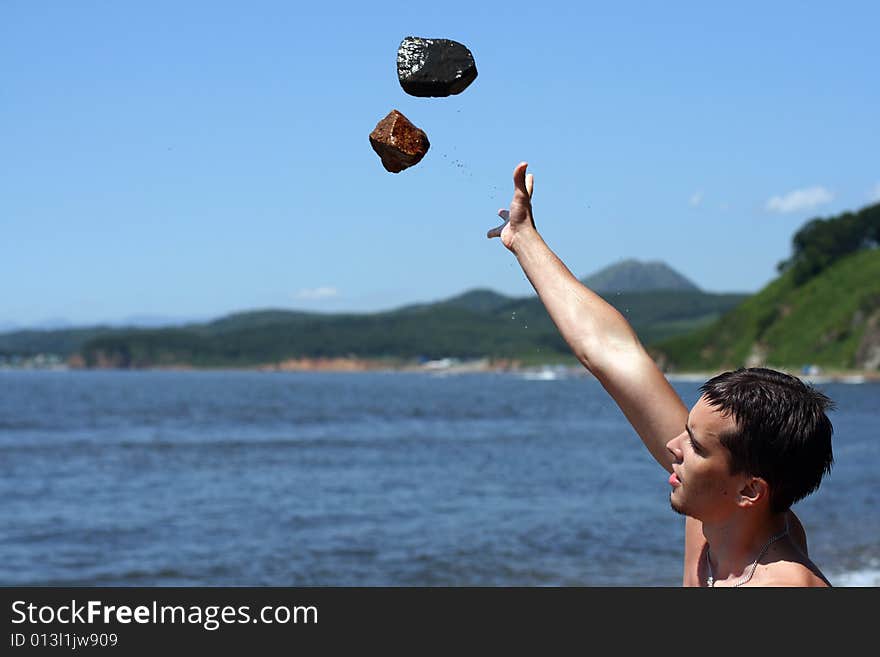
[570,336,601,374]
[574,333,646,379]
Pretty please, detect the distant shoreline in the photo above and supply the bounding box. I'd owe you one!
[3,358,879,383]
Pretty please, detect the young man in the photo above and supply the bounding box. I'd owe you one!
[488,162,834,587]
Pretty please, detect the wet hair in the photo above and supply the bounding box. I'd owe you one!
[699,367,834,513]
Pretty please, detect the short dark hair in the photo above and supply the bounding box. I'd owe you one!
[699,367,834,513]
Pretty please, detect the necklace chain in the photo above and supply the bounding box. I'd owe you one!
[706,517,790,588]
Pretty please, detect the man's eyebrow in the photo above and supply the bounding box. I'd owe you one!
[685,424,703,450]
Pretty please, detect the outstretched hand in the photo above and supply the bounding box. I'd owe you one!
[487,161,535,251]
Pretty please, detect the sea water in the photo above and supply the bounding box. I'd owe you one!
[1,370,877,586]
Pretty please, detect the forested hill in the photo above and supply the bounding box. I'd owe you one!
[653,201,880,372]
[0,285,746,369]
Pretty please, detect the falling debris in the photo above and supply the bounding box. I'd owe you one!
[369,109,430,173]
[397,36,478,97]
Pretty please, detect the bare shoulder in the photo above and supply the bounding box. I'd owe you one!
[752,537,832,587]
[753,557,832,587]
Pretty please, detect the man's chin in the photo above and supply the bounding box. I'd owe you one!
[669,493,686,516]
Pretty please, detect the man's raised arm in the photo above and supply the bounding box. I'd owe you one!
[488,162,687,471]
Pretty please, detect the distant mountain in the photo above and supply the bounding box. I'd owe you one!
[581,259,700,293]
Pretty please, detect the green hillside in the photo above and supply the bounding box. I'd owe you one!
[654,242,880,372]
[0,284,743,368]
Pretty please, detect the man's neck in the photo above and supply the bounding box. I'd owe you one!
[702,511,789,584]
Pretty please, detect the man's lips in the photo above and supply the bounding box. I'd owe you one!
[669,471,682,487]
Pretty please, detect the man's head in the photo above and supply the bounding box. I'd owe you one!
[696,368,834,514]
[667,368,834,519]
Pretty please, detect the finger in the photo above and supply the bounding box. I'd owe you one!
[497,209,510,220]
[526,173,534,199]
[487,222,507,238]
[512,161,529,197]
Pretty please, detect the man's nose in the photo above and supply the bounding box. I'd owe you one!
[666,432,684,459]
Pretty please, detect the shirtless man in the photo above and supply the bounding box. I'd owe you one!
[488,162,834,587]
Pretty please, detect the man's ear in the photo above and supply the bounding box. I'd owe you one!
[737,477,769,508]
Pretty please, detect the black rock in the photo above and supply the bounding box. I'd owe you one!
[397,36,478,97]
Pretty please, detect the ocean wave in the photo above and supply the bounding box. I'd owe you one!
[829,565,880,587]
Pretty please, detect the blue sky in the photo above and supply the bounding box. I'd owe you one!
[3,1,878,327]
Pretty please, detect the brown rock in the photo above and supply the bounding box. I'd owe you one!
[369,109,430,173]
